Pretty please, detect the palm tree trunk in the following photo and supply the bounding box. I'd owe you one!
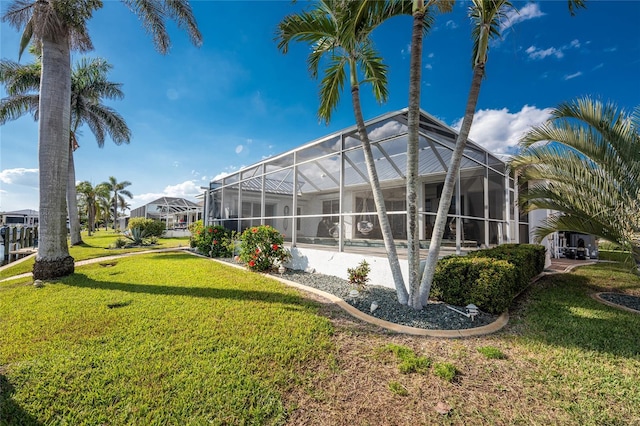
[33,34,75,280]
[350,64,409,305]
[417,64,485,308]
[407,5,425,309]
[67,145,83,245]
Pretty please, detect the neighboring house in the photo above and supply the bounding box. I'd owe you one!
[0,209,38,226]
[129,197,202,233]
[202,108,531,285]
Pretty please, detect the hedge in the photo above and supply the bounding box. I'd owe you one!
[432,244,546,314]
[432,256,517,315]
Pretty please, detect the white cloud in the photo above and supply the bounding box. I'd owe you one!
[133,180,203,207]
[445,20,458,30]
[526,46,563,60]
[401,43,411,57]
[501,2,545,32]
[425,63,433,70]
[368,120,408,141]
[212,171,230,182]
[452,105,552,154]
[525,39,581,61]
[235,145,243,154]
[0,168,39,187]
[564,71,583,80]
[592,63,604,71]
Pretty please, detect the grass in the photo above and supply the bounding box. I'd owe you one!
[2,237,640,425]
[0,230,190,280]
[432,362,458,382]
[0,252,334,424]
[477,345,508,359]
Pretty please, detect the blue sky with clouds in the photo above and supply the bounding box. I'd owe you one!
[1,0,638,213]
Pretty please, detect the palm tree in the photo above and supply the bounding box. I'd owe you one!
[510,97,640,265]
[413,0,587,309]
[0,56,131,246]
[277,0,425,304]
[414,0,511,308]
[409,0,586,309]
[76,180,110,236]
[102,176,133,231]
[405,0,454,308]
[2,0,201,280]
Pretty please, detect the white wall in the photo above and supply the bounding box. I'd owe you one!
[287,245,412,292]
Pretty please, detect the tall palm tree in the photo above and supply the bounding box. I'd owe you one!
[414,0,510,308]
[413,0,587,309]
[277,0,425,304]
[102,176,133,230]
[76,180,110,236]
[405,0,454,308]
[0,56,131,246]
[510,97,640,265]
[2,0,202,279]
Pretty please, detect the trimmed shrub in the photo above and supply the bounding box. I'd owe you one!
[432,256,517,314]
[127,218,165,238]
[467,244,545,295]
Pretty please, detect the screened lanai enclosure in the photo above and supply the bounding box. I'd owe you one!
[203,109,528,267]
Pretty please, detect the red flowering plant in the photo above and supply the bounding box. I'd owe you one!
[239,225,291,272]
[189,220,234,257]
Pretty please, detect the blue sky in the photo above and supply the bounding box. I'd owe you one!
[1,0,639,213]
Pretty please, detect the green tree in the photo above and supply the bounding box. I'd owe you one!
[414,0,587,309]
[510,97,640,265]
[101,176,133,230]
[277,0,424,304]
[0,56,131,245]
[76,180,110,235]
[2,0,201,279]
[405,0,454,308]
[415,0,511,308]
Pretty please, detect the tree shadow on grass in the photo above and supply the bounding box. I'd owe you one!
[0,373,42,425]
[516,273,640,358]
[61,273,318,308]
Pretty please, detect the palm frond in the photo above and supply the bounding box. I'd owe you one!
[358,41,388,104]
[318,55,347,123]
[0,93,39,123]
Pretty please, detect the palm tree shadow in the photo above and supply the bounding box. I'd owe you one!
[515,274,640,358]
[63,273,315,307]
[0,374,42,425]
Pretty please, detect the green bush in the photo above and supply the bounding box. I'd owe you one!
[192,224,235,258]
[239,225,290,272]
[467,244,545,295]
[127,218,165,238]
[432,256,516,314]
[347,260,370,290]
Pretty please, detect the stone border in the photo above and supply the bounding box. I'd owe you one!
[591,292,640,315]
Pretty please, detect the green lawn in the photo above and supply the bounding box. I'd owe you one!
[0,252,334,424]
[0,230,191,280]
[1,236,639,425]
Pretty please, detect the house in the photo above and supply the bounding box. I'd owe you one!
[0,209,38,226]
[202,108,528,285]
[129,197,201,237]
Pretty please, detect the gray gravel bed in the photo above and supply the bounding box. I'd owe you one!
[217,258,498,330]
[274,269,498,330]
[599,292,640,312]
